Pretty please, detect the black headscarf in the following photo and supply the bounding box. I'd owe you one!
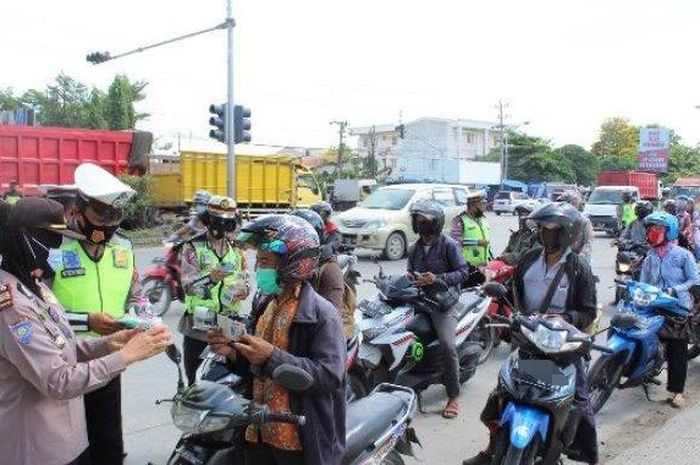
[0,198,79,297]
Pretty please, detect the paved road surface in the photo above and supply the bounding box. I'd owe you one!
[122,213,693,464]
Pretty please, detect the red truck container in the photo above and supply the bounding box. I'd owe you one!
[0,125,152,195]
[596,170,659,199]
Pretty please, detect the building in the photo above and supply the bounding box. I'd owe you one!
[351,117,500,175]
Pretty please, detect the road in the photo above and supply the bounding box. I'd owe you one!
[122,212,695,464]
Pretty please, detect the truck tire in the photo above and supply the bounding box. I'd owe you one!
[383,232,406,261]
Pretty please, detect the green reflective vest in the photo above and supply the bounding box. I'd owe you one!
[4,195,21,204]
[621,203,636,228]
[52,237,134,337]
[460,215,491,267]
[184,239,244,315]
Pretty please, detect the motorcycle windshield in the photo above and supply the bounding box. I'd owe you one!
[626,281,689,316]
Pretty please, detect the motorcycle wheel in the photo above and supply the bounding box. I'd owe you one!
[142,277,173,317]
[381,450,405,465]
[588,354,624,414]
[472,318,496,365]
[493,434,540,465]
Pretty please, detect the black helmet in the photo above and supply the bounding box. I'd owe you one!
[290,209,324,239]
[207,196,240,238]
[237,214,320,282]
[310,201,333,222]
[635,201,653,220]
[409,200,445,235]
[514,202,535,216]
[526,202,582,248]
[623,192,633,202]
[663,199,677,215]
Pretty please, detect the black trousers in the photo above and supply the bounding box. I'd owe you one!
[245,443,304,465]
[84,376,123,465]
[664,337,689,394]
[184,335,209,385]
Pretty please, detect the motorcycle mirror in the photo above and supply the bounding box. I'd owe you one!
[166,344,182,365]
[272,364,314,391]
[610,313,639,329]
[483,283,508,299]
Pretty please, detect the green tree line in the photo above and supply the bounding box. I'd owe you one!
[0,72,148,130]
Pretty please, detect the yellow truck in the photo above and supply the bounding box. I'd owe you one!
[150,151,323,216]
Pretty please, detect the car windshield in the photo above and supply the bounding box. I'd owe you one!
[360,188,415,210]
[588,189,628,204]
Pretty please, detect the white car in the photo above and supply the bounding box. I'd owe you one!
[492,191,531,215]
[336,183,469,260]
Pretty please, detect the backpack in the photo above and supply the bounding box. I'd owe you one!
[318,262,357,339]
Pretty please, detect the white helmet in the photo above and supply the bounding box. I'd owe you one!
[74,163,135,209]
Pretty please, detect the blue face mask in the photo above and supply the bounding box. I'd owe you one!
[256,268,282,295]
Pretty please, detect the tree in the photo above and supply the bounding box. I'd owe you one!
[591,117,639,173]
[506,133,574,182]
[38,73,92,127]
[85,89,108,130]
[554,144,599,185]
[106,74,148,130]
[0,88,20,110]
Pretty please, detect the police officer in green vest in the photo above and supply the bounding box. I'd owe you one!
[178,195,248,384]
[3,180,24,204]
[451,190,491,287]
[620,192,636,230]
[50,163,143,465]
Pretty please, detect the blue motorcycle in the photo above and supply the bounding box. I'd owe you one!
[588,280,690,413]
[482,283,611,465]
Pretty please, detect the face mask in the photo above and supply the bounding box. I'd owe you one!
[518,218,528,230]
[210,228,226,239]
[77,214,119,245]
[256,268,282,295]
[195,205,207,215]
[646,228,666,247]
[416,221,434,236]
[540,228,563,252]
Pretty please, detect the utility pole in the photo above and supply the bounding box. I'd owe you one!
[495,100,510,182]
[225,0,236,198]
[330,120,348,175]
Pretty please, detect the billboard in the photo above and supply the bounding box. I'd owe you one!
[637,127,670,172]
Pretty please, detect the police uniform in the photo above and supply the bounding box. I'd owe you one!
[0,272,126,465]
[49,163,137,465]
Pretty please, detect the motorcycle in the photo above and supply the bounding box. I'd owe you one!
[157,345,420,465]
[353,267,494,405]
[588,280,690,413]
[482,260,516,345]
[482,283,612,465]
[613,240,647,303]
[142,240,185,317]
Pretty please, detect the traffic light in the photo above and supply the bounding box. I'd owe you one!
[209,103,227,143]
[85,51,110,64]
[395,124,405,138]
[234,105,251,143]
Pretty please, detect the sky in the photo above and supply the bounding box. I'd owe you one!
[3,0,700,151]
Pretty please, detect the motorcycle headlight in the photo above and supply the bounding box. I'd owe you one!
[632,288,656,307]
[522,324,581,353]
[618,263,631,273]
[171,402,230,434]
[365,220,387,230]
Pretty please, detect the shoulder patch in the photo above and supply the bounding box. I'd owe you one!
[9,319,33,345]
[0,284,14,310]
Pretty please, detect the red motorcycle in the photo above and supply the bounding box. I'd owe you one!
[482,260,516,344]
[141,242,185,317]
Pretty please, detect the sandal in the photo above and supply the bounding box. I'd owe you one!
[442,401,460,419]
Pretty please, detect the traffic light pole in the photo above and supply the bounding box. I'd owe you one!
[226,0,236,199]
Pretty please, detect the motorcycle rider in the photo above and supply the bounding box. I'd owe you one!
[290,209,355,338]
[451,190,490,286]
[620,200,653,244]
[620,192,636,230]
[499,202,539,266]
[675,197,695,251]
[463,202,599,465]
[407,200,470,419]
[50,163,145,465]
[640,212,699,408]
[556,190,594,263]
[208,214,346,465]
[179,195,248,384]
[169,189,212,242]
[310,201,342,254]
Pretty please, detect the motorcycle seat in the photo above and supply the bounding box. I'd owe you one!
[405,312,436,343]
[345,391,409,460]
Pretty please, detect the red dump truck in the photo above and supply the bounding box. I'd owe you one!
[0,125,152,195]
[596,170,660,199]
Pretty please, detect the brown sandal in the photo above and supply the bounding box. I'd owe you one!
[442,402,459,419]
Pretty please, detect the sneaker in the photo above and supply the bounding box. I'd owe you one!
[671,393,688,408]
[462,451,493,465]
